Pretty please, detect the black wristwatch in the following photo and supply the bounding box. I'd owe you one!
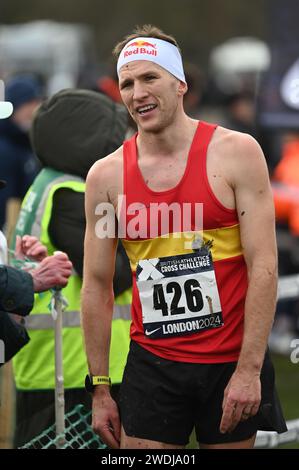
[85,374,111,393]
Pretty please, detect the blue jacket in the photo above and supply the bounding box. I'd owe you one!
[0,118,40,228]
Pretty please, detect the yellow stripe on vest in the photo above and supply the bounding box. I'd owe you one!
[122,225,243,272]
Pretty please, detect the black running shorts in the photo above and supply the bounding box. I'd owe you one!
[118,341,287,446]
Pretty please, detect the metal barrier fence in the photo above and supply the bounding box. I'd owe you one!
[255,419,299,448]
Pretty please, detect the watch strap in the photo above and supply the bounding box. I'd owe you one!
[91,375,111,386]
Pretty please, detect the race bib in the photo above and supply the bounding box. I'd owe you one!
[136,249,223,339]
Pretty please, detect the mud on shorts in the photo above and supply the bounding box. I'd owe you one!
[118,341,287,446]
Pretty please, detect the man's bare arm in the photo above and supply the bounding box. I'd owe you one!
[220,133,277,433]
[81,157,120,448]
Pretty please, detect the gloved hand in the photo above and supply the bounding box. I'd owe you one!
[30,252,72,292]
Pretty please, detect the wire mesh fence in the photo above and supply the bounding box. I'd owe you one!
[20,404,107,449]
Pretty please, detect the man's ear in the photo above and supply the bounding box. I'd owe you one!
[178,80,188,97]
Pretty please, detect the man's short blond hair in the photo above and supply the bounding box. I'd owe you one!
[113,24,181,58]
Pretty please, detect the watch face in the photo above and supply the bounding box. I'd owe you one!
[85,374,93,393]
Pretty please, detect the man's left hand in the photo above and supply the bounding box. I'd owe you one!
[220,369,261,434]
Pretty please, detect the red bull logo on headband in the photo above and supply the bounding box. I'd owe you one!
[124,40,157,58]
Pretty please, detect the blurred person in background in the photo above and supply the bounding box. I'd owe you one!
[272,132,299,240]
[0,75,42,236]
[95,65,137,137]
[11,89,132,448]
[96,67,122,104]
[255,0,299,356]
[183,62,204,119]
[224,90,257,138]
[270,131,299,353]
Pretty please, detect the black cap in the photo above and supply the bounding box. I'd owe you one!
[0,180,7,189]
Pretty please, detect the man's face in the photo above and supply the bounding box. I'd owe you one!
[119,61,185,133]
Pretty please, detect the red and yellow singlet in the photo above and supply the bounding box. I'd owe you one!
[121,121,247,363]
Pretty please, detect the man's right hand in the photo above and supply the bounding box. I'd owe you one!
[30,252,72,292]
[92,390,121,449]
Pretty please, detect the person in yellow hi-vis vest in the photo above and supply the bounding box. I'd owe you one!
[11,89,132,448]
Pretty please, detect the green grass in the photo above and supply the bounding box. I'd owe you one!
[271,353,299,449]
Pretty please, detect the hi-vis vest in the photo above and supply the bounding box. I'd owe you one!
[12,168,131,390]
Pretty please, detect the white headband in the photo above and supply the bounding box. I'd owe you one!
[117,37,186,83]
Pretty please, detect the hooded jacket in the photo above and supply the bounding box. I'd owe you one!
[31,88,130,293]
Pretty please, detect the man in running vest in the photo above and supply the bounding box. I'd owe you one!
[82,25,286,449]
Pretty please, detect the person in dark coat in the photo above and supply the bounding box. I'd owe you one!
[0,265,34,364]
[0,246,72,365]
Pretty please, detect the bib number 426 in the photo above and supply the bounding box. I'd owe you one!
[153,279,204,316]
